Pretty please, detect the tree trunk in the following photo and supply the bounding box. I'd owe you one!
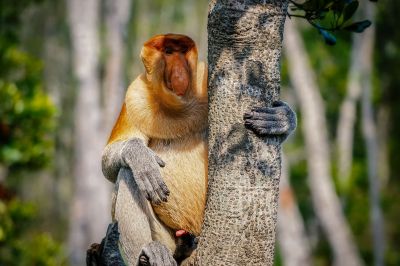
[284,20,363,266]
[67,1,111,264]
[359,4,385,266]
[278,154,312,266]
[103,0,132,132]
[336,32,363,184]
[185,0,289,265]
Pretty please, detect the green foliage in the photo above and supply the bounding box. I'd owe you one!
[289,0,376,45]
[0,199,66,266]
[0,0,63,264]
[0,47,56,169]
[0,0,57,170]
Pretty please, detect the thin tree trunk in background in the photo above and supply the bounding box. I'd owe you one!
[360,4,385,266]
[104,0,132,131]
[185,1,288,264]
[336,31,363,184]
[278,154,312,266]
[376,106,390,187]
[284,20,363,266]
[43,3,75,238]
[67,0,110,264]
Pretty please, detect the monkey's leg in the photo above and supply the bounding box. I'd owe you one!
[244,100,297,141]
[114,168,176,266]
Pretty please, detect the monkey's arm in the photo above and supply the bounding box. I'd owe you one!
[244,100,297,141]
[102,138,170,204]
[102,102,170,204]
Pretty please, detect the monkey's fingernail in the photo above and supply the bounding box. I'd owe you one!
[243,113,251,119]
[154,199,161,205]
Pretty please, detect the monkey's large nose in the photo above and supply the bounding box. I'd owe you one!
[170,65,189,96]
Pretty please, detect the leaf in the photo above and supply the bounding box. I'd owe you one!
[302,0,320,11]
[343,20,372,33]
[318,28,337,45]
[343,1,359,23]
[331,0,345,15]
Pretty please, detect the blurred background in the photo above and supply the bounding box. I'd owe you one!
[0,0,399,265]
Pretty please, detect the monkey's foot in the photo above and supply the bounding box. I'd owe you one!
[138,241,177,266]
[173,231,198,264]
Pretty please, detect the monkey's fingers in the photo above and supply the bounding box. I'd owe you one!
[139,241,177,266]
[244,110,283,122]
[154,154,166,168]
[138,255,150,266]
[245,119,290,136]
[142,176,164,205]
[148,149,166,167]
[147,172,170,204]
[134,173,152,201]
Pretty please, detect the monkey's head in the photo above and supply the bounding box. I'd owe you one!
[141,34,199,105]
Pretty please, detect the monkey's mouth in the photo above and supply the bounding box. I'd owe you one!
[165,84,185,97]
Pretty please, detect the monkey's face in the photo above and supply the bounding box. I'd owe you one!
[141,34,198,100]
[162,41,191,97]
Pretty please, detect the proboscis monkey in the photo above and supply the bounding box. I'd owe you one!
[98,34,296,265]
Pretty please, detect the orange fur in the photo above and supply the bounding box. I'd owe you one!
[106,34,208,235]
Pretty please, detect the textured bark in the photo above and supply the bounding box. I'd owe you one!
[359,4,385,266]
[284,20,363,266]
[67,1,111,264]
[278,155,312,266]
[184,1,289,265]
[104,0,132,131]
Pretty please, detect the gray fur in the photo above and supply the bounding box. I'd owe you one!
[244,101,297,142]
[138,241,178,266]
[102,138,169,204]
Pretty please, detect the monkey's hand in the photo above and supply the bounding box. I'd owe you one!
[244,100,297,142]
[121,138,170,204]
[138,241,177,266]
[102,138,169,204]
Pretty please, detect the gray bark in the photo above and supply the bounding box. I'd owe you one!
[359,4,385,266]
[185,1,289,265]
[104,0,132,131]
[278,154,312,266]
[284,20,363,266]
[67,0,111,264]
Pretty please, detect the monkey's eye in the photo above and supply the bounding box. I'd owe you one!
[165,47,173,55]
